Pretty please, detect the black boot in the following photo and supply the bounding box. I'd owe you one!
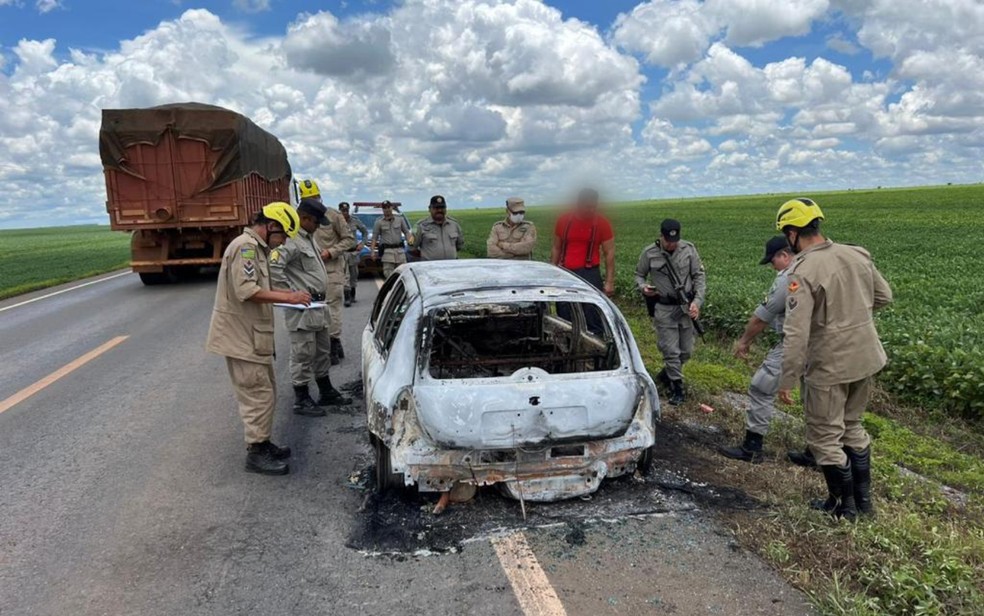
[260,440,291,460]
[812,462,857,521]
[245,443,289,475]
[787,448,818,468]
[668,380,686,406]
[656,368,671,387]
[293,385,326,417]
[316,375,352,408]
[844,446,874,515]
[344,288,353,307]
[718,430,765,464]
[350,285,357,303]
[329,339,341,365]
[332,337,345,360]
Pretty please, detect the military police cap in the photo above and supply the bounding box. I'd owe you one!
[660,218,681,241]
[506,197,525,211]
[381,200,393,208]
[429,195,447,208]
[297,198,329,225]
[338,202,350,211]
[760,235,791,265]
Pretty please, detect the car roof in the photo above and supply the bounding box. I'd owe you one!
[405,259,602,299]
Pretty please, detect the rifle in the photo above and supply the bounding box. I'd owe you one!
[657,260,705,338]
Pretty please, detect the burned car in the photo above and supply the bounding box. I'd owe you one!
[362,260,659,502]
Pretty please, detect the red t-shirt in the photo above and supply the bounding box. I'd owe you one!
[554,212,614,269]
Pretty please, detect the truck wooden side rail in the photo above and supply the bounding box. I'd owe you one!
[101,103,291,285]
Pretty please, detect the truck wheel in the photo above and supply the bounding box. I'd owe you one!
[139,272,168,286]
[373,436,404,493]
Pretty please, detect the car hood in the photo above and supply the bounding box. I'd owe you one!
[411,368,639,449]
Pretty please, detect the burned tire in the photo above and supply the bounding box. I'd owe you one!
[373,436,404,493]
[637,446,655,476]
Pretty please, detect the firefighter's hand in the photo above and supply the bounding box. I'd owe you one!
[288,290,312,306]
[778,389,794,405]
[688,302,700,319]
[734,340,750,360]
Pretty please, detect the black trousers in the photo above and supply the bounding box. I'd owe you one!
[559,267,604,334]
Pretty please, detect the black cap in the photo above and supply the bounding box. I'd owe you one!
[338,202,350,211]
[760,235,791,265]
[429,195,447,208]
[660,219,681,241]
[297,198,329,225]
[381,200,393,208]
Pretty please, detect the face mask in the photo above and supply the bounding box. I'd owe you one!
[509,213,525,224]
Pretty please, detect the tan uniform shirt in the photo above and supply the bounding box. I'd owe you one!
[634,240,707,307]
[486,220,536,259]
[779,239,893,389]
[414,217,464,261]
[372,216,411,264]
[313,209,356,283]
[269,228,330,332]
[347,216,368,246]
[205,228,275,365]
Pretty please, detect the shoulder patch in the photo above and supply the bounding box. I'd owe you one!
[269,248,280,262]
[787,295,799,311]
[788,280,800,293]
[240,246,256,260]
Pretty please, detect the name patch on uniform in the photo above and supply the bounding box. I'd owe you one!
[240,246,256,260]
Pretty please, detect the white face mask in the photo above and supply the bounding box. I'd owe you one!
[509,212,525,224]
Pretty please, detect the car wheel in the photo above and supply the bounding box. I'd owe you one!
[637,446,655,475]
[373,436,404,493]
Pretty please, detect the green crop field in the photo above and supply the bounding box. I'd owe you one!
[431,184,984,419]
[0,225,131,300]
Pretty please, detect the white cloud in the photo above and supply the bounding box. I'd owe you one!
[233,0,270,13]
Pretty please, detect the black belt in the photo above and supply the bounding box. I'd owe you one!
[310,292,325,302]
[382,243,403,248]
[656,296,681,305]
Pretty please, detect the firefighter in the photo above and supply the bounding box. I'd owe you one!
[205,202,311,476]
[270,198,352,417]
[487,197,536,259]
[776,198,893,519]
[297,180,356,365]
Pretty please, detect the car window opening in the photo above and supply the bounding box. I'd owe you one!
[427,301,619,379]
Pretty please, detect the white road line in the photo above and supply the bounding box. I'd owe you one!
[492,532,568,616]
[0,335,129,415]
[0,271,131,314]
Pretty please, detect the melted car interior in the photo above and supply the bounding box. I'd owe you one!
[426,301,619,379]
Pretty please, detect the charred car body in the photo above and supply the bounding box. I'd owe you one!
[362,260,659,502]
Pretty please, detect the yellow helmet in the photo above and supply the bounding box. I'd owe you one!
[262,202,301,238]
[776,198,824,231]
[298,179,321,200]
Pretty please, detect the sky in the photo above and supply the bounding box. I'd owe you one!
[1,0,982,228]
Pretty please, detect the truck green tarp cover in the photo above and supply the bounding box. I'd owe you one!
[99,102,291,190]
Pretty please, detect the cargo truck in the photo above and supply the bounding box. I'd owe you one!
[100,103,292,285]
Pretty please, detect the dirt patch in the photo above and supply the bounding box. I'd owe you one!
[345,419,763,556]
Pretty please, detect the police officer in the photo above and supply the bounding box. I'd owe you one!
[370,200,412,279]
[413,195,463,261]
[487,197,536,259]
[298,180,355,365]
[206,202,311,476]
[776,198,892,520]
[338,202,367,306]
[719,236,793,463]
[270,198,352,417]
[634,219,706,406]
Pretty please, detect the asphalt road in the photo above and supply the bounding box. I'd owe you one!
[0,271,813,616]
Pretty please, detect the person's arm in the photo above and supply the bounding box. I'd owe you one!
[635,248,654,294]
[323,212,355,261]
[455,222,464,251]
[487,226,504,258]
[550,217,564,266]
[872,264,893,310]
[734,315,769,359]
[410,221,422,257]
[370,220,382,259]
[268,242,294,290]
[505,224,537,258]
[601,238,616,296]
[232,243,310,305]
[355,221,368,251]
[778,274,814,401]
[404,219,415,247]
[691,248,707,308]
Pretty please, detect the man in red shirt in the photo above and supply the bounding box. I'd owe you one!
[550,188,616,296]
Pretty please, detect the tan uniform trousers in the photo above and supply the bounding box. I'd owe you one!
[226,358,276,445]
[289,327,333,386]
[804,377,873,466]
[326,282,344,338]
